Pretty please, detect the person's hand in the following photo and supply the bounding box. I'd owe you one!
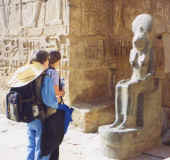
[57,97,62,103]
[59,90,65,97]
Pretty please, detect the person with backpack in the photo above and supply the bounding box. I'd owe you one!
[25,50,50,160]
[7,50,73,160]
[40,50,73,160]
[7,50,59,160]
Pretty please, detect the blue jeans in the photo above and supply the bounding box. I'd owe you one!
[26,119,50,160]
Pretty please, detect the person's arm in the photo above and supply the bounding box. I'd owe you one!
[41,75,59,109]
[49,69,65,99]
[54,85,65,103]
[54,85,64,96]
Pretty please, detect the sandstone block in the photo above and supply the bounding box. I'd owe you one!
[72,101,114,133]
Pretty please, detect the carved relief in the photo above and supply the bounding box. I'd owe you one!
[22,1,34,27]
[81,1,102,34]
[158,1,170,31]
[81,10,98,35]
[113,40,131,57]
[0,39,24,89]
[80,0,113,35]
[47,0,60,24]
[113,0,124,34]
[0,38,42,77]
[106,39,131,66]
[154,1,170,20]
[58,36,70,103]
[0,36,68,89]
[29,0,47,27]
[0,0,69,33]
[60,37,70,69]
[71,39,105,69]
[84,39,104,63]
[45,0,69,29]
[43,36,60,50]
[0,0,11,34]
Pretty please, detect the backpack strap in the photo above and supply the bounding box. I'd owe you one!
[35,72,47,121]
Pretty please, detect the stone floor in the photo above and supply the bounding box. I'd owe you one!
[0,114,170,160]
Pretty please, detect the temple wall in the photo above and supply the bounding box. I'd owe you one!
[69,0,115,104]
[0,0,170,115]
[0,0,70,111]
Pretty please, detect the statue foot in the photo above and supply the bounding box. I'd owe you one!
[109,120,122,128]
[109,123,118,128]
[116,121,129,129]
[116,124,127,129]
[116,121,137,129]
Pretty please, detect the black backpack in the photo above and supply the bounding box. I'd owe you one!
[6,73,46,123]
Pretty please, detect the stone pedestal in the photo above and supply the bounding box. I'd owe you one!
[99,127,161,160]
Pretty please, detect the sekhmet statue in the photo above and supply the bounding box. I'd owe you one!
[98,14,162,160]
[111,14,155,129]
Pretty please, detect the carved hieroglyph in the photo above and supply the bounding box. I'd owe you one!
[0,39,41,77]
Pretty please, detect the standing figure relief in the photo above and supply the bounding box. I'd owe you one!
[31,0,48,27]
[0,0,11,34]
[32,0,67,27]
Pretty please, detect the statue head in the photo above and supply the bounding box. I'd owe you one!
[132,14,152,34]
[132,14,153,51]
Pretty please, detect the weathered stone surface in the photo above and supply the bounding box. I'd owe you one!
[22,2,34,27]
[8,6,20,35]
[70,0,113,36]
[72,102,114,133]
[45,0,69,26]
[99,128,161,159]
[69,69,112,104]
[0,0,170,134]
[145,145,170,158]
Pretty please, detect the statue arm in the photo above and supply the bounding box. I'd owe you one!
[129,49,136,66]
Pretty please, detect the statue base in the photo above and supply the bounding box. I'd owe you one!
[98,126,161,160]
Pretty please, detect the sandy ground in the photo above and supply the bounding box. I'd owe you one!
[0,114,99,160]
[1,114,170,160]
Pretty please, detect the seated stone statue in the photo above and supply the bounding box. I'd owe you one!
[111,14,155,129]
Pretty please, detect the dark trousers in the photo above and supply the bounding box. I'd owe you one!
[50,147,59,160]
[41,110,65,158]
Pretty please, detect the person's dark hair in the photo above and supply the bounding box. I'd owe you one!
[49,50,61,66]
[30,50,49,64]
